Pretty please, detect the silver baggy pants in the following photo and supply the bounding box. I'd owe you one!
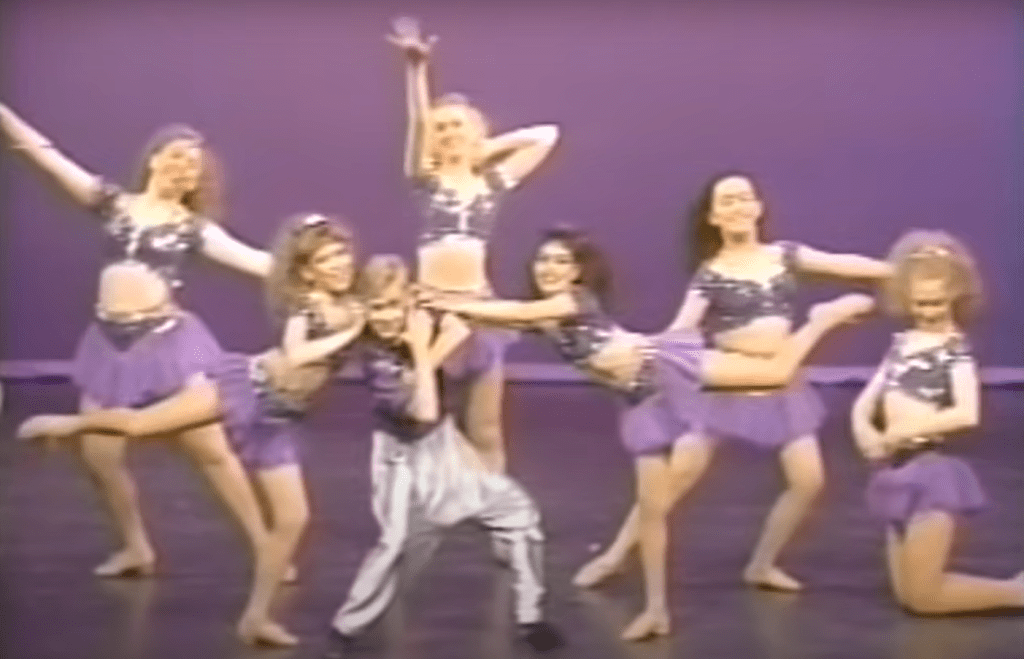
[332,416,545,635]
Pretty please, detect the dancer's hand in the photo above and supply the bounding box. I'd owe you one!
[403,307,434,351]
[854,427,887,461]
[415,288,459,312]
[386,17,436,62]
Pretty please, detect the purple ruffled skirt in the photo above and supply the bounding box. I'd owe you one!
[71,311,223,408]
[212,353,304,471]
[865,451,987,525]
[617,330,705,456]
[691,377,826,450]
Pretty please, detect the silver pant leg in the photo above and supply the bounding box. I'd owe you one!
[413,418,547,625]
[332,432,417,636]
[475,475,546,625]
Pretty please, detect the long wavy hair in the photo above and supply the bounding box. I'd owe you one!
[685,171,769,272]
[528,226,614,308]
[881,229,983,326]
[264,213,356,323]
[133,124,224,221]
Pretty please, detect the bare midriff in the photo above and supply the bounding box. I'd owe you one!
[882,389,943,445]
[417,235,489,295]
[708,317,794,394]
[95,262,176,320]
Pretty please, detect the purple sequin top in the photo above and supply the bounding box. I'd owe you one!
[91,180,204,289]
[882,333,973,409]
[414,168,509,245]
[689,241,801,336]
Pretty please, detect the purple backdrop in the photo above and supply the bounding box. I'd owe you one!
[2,0,1021,367]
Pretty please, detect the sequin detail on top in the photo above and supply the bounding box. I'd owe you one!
[882,333,973,409]
[297,296,359,371]
[92,180,205,289]
[415,167,509,244]
[544,289,618,366]
[690,241,800,335]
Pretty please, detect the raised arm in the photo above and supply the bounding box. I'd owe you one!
[200,224,273,278]
[0,103,102,207]
[482,124,559,188]
[405,309,440,423]
[850,364,888,460]
[387,17,436,181]
[426,312,472,368]
[280,309,365,369]
[882,359,980,444]
[427,291,579,324]
[795,244,893,280]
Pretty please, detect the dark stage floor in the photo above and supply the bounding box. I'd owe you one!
[1,381,1021,659]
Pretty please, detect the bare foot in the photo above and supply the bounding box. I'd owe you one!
[620,608,670,641]
[573,554,625,588]
[743,565,803,592]
[808,293,874,326]
[17,415,83,441]
[94,549,156,578]
[237,617,299,647]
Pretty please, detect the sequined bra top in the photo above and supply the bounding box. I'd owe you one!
[414,167,509,245]
[92,181,204,289]
[882,333,973,409]
[296,296,359,370]
[545,289,619,367]
[689,241,800,336]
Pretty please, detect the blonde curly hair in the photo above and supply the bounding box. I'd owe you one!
[882,229,983,326]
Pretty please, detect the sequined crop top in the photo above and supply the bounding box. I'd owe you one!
[92,180,204,288]
[415,167,509,244]
[544,289,619,367]
[689,241,800,336]
[882,333,973,408]
[295,297,359,370]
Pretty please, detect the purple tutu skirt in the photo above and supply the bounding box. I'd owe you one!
[690,377,826,450]
[71,311,223,408]
[865,451,987,525]
[213,353,303,471]
[617,330,705,456]
[442,326,519,380]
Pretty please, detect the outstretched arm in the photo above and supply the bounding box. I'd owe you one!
[426,291,579,324]
[482,124,559,188]
[882,360,980,443]
[795,244,893,280]
[280,308,365,369]
[200,224,273,278]
[387,17,436,181]
[0,103,102,207]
